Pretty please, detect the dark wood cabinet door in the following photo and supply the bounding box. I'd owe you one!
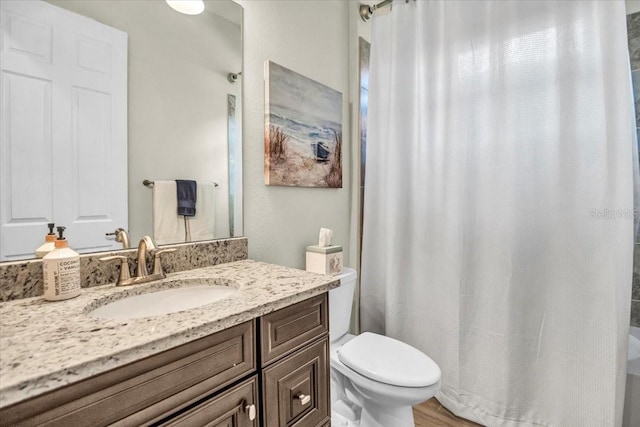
[260,294,328,366]
[262,337,330,427]
[158,376,259,427]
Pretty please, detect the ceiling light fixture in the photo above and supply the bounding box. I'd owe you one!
[165,0,205,15]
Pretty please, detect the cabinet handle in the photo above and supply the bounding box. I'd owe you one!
[245,404,256,421]
[296,394,311,405]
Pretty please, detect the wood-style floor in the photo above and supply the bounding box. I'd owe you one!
[413,398,484,427]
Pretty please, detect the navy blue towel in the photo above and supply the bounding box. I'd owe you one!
[175,180,197,217]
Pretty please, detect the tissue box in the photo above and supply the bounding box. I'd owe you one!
[306,245,343,275]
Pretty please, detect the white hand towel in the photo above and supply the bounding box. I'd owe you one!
[187,182,216,241]
[152,180,186,245]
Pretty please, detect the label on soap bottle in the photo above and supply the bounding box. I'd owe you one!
[43,254,81,301]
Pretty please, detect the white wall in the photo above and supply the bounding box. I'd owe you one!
[239,0,352,268]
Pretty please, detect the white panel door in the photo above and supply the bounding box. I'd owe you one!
[0,0,127,260]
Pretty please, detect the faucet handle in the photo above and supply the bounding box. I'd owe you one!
[99,256,131,285]
[152,248,176,276]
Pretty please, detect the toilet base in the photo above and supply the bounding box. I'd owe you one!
[332,410,359,427]
[359,404,415,427]
[331,380,418,427]
[332,396,419,427]
[332,398,361,427]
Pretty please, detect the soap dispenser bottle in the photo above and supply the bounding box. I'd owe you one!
[35,223,57,258]
[42,226,81,301]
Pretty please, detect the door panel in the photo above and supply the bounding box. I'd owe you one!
[0,71,53,258]
[262,338,330,427]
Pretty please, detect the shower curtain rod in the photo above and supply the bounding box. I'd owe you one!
[359,0,393,21]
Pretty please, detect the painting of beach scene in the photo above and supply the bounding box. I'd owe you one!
[264,61,342,187]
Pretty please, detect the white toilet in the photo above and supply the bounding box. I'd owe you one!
[330,268,441,427]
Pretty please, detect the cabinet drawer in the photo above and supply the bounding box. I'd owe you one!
[262,337,330,427]
[0,321,255,427]
[157,376,259,427]
[260,294,328,366]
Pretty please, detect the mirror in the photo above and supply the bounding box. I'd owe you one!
[0,0,243,261]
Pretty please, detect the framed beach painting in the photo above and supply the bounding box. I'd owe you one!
[264,61,343,188]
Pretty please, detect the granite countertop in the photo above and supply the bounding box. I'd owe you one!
[0,260,340,408]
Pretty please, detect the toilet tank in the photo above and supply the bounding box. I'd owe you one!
[329,268,358,342]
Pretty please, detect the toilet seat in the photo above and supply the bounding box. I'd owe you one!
[337,332,440,388]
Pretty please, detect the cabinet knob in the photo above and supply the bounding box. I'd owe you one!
[296,393,311,405]
[245,404,256,421]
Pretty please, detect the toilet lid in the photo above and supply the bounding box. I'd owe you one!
[337,332,441,387]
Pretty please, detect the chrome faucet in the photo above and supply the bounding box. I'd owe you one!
[99,236,175,286]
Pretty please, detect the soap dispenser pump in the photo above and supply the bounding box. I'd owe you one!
[35,223,57,258]
[42,226,81,301]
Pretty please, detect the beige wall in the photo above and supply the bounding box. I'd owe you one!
[239,0,352,268]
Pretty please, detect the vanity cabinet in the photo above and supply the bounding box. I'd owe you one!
[0,293,330,427]
[260,294,330,427]
[0,321,256,427]
[156,376,258,427]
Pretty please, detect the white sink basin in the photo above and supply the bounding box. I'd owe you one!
[88,285,238,320]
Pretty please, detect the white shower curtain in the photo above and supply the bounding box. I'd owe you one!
[361,1,638,426]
